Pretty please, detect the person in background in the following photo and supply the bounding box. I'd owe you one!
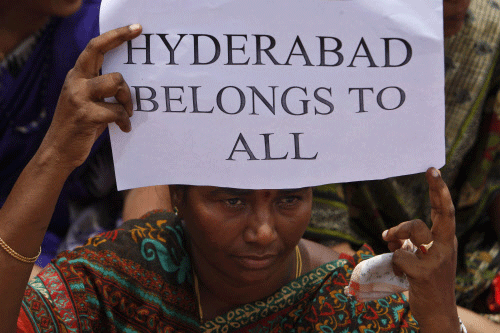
[305,0,500,330]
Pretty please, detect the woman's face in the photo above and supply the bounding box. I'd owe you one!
[174,186,312,285]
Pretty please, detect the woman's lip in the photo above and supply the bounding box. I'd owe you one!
[232,254,278,269]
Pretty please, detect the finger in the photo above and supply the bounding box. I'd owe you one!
[426,167,456,245]
[392,248,426,279]
[382,219,433,247]
[87,73,133,117]
[74,24,142,79]
[387,239,403,252]
[93,102,132,132]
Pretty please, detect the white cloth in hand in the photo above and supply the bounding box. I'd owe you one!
[344,240,424,302]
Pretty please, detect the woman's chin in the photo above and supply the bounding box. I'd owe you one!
[225,266,286,288]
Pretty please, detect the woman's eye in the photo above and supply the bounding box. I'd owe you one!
[279,196,300,207]
[224,198,243,206]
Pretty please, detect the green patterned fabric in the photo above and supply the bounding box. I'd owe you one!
[306,0,500,317]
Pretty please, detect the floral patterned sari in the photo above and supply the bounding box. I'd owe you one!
[18,211,418,332]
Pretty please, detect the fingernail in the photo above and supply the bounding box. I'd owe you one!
[419,245,428,254]
[129,24,141,32]
[382,229,388,239]
[431,168,439,178]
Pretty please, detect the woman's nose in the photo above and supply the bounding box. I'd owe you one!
[243,209,278,245]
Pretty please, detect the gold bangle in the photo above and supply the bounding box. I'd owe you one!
[0,235,41,264]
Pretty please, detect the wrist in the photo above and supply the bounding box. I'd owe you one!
[34,140,81,174]
[417,313,461,333]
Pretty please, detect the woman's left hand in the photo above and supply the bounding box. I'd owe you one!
[382,168,460,333]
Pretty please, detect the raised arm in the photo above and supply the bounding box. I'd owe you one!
[0,24,142,333]
[382,168,461,333]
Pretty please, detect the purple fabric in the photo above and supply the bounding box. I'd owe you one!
[0,0,113,264]
[36,232,62,268]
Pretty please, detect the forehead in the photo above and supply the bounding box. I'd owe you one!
[187,186,310,197]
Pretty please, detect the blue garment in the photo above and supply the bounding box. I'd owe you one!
[0,0,119,266]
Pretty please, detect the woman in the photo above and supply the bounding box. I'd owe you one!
[1,25,462,332]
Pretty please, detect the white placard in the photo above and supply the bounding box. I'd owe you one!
[100,0,445,190]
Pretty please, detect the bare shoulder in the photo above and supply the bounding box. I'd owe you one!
[298,238,341,273]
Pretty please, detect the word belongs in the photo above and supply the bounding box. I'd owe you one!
[132,85,407,114]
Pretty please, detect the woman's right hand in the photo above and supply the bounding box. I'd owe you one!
[382,168,460,333]
[40,24,142,170]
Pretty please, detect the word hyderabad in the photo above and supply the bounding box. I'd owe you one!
[123,33,414,160]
